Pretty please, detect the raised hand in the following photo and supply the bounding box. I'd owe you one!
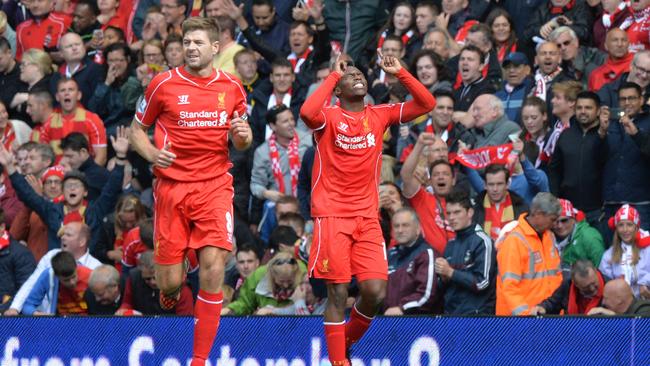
[377,50,402,75]
[332,53,347,76]
[292,1,309,22]
[25,174,43,196]
[110,126,131,157]
[0,145,15,174]
[307,0,325,23]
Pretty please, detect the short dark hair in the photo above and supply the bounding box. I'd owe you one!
[618,81,643,96]
[290,20,314,37]
[445,188,472,209]
[576,91,601,108]
[429,159,453,175]
[236,242,260,259]
[252,0,274,8]
[382,34,404,49]
[215,15,236,38]
[104,26,126,42]
[278,212,306,231]
[266,104,291,125]
[60,132,89,152]
[32,143,55,166]
[468,23,493,47]
[434,89,455,104]
[271,57,293,73]
[51,251,77,278]
[485,164,510,182]
[76,0,100,16]
[56,77,79,91]
[63,169,88,190]
[139,218,154,249]
[571,259,596,281]
[410,49,451,82]
[269,225,299,251]
[276,195,300,207]
[182,16,220,43]
[460,44,485,63]
[105,42,131,61]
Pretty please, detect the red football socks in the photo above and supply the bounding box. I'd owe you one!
[345,304,374,349]
[191,290,223,366]
[325,322,349,366]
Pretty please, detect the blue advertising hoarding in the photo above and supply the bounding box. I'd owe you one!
[1,316,648,365]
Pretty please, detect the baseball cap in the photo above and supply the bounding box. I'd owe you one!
[502,52,529,67]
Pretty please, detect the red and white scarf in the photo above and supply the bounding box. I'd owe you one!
[288,46,313,74]
[268,133,301,196]
[602,1,628,29]
[533,67,563,101]
[541,119,570,162]
[620,6,650,30]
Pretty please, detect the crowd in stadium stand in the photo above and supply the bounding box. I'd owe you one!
[1,0,650,317]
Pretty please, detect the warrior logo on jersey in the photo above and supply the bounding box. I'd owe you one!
[178,95,190,105]
[337,121,349,132]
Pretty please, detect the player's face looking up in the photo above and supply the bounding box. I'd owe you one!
[183,29,219,71]
[335,66,367,99]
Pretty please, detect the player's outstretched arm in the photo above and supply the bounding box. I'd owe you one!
[379,53,436,123]
[299,55,346,130]
[129,119,176,168]
[230,111,253,151]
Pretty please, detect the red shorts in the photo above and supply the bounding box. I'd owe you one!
[153,174,234,265]
[308,217,388,284]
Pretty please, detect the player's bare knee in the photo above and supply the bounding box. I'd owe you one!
[359,280,387,305]
[327,283,349,310]
[155,264,184,293]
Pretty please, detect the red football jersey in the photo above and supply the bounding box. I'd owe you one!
[627,18,650,53]
[300,69,435,218]
[121,227,146,268]
[16,13,71,60]
[39,107,107,159]
[136,66,247,181]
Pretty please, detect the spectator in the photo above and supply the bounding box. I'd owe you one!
[120,218,154,275]
[496,192,563,315]
[71,0,102,45]
[10,165,64,261]
[212,16,245,76]
[99,194,147,268]
[496,52,534,125]
[265,272,326,315]
[414,1,438,41]
[438,189,496,314]
[14,49,54,126]
[384,208,438,315]
[257,195,300,245]
[589,29,633,91]
[22,250,92,315]
[251,104,311,203]
[87,42,143,138]
[453,45,496,112]
[543,80,582,163]
[235,0,290,68]
[160,0,187,36]
[3,221,102,315]
[601,83,650,228]
[0,12,15,57]
[533,259,606,315]
[373,2,417,61]
[553,199,605,276]
[410,49,452,94]
[97,0,128,34]
[625,0,650,53]
[234,48,263,97]
[379,182,404,246]
[422,27,457,61]
[118,251,193,315]
[163,33,184,68]
[85,264,123,314]
[250,59,303,147]
[549,91,607,221]
[50,32,104,108]
[278,212,306,238]
[0,208,36,313]
[486,8,522,64]
[3,128,127,251]
[522,0,592,46]
[435,0,477,43]
[468,164,529,240]
[368,35,407,100]
[267,225,300,258]
[22,143,54,179]
[588,279,650,315]
[222,252,307,315]
[599,204,650,298]
[547,26,605,87]
[59,133,109,201]
[597,50,650,108]
[0,37,27,122]
[401,150,456,255]
[462,94,521,148]
[135,39,167,89]
[448,23,502,92]
[15,0,71,60]
[39,78,107,166]
[592,0,632,51]
[26,89,55,141]
[531,42,572,109]
[225,242,261,300]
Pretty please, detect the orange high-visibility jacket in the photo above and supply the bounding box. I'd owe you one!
[496,214,562,315]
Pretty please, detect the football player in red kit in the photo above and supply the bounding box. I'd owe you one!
[299,53,436,365]
[129,17,252,366]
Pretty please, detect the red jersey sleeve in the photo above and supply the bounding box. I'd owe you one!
[300,72,341,130]
[388,69,436,124]
[87,113,107,148]
[135,71,173,127]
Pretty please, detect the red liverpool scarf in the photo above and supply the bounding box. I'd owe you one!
[268,133,300,196]
[0,230,9,250]
[483,193,514,240]
[450,144,513,170]
[568,270,604,314]
[288,46,313,74]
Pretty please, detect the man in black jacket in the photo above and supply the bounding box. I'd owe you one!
[436,189,496,315]
[85,264,123,314]
[60,132,108,201]
[549,91,607,225]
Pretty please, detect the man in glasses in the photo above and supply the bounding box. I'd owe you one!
[600,82,650,234]
[300,53,435,365]
[550,199,605,278]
